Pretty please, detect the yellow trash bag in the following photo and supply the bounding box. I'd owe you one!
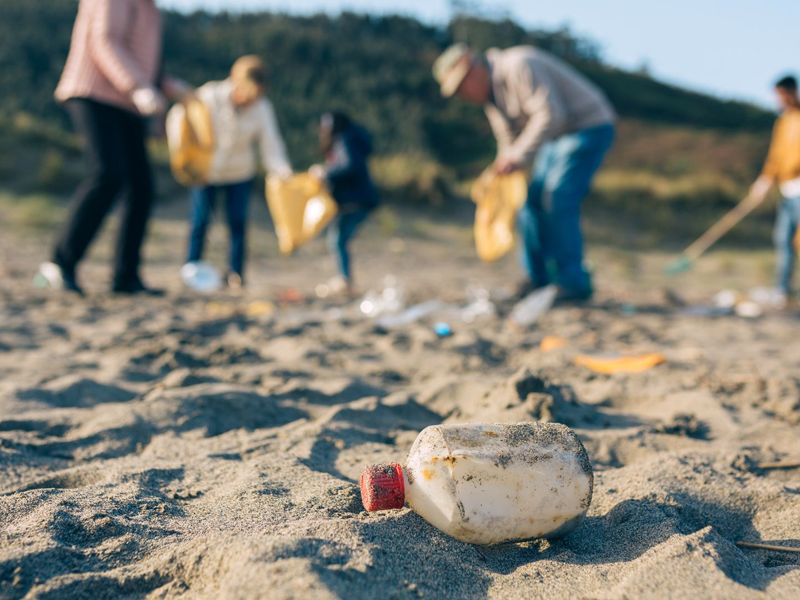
[167,98,214,187]
[266,173,338,255]
[470,170,528,262]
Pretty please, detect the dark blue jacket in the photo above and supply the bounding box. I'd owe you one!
[325,124,380,210]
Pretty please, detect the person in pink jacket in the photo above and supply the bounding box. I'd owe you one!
[36,0,188,296]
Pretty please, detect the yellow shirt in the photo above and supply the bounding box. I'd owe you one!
[762,107,800,184]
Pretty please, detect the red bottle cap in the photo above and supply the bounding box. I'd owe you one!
[360,463,405,511]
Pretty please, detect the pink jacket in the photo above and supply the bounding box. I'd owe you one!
[55,0,163,115]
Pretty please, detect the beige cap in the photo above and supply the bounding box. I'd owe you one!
[432,43,475,98]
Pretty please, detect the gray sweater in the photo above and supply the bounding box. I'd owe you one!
[484,46,615,166]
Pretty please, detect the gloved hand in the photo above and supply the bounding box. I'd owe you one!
[309,164,327,182]
[265,170,292,192]
[131,86,167,117]
[493,156,522,175]
[750,175,773,202]
[273,166,293,180]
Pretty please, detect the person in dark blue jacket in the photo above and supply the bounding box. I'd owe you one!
[311,112,380,295]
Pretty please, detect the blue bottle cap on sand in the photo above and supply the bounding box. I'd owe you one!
[434,322,452,337]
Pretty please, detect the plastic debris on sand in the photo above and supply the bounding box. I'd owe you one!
[181,261,222,292]
[540,336,569,352]
[509,285,558,327]
[574,353,666,374]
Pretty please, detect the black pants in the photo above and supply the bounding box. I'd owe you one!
[53,98,154,284]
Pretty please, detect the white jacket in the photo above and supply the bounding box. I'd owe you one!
[167,79,292,185]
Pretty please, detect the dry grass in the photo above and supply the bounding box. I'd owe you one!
[370,153,455,206]
[0,192,64,230]
[605,119,769,179]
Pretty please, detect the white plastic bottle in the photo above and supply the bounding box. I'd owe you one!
[509,285,558,326]
[360,422,593,545]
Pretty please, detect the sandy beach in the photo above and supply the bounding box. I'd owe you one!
[1,199,799,599]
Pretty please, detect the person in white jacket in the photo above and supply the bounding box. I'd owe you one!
[168,55,292,288]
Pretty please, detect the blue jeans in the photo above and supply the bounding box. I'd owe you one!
[187,180,252,276]
[774,194,800,293]
[328,207,372,280]
[517,123,614,294]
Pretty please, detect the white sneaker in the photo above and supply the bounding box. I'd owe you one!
[33,262,84,295]
[226,272,244,291]
[34,262,64,290]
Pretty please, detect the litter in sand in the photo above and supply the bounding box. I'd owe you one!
[540,336,569,352]
[574,353,666,374]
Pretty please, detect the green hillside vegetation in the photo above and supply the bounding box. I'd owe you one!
[0,1,778,246]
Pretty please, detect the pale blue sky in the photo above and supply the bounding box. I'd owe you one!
[159,0,799,108]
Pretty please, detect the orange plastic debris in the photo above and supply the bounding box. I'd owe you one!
[540,336,569,352]
[470,170,528,262]
[277,287,305,304]
[204,301,237,318]
[203,301,275,319]
[245,301,276,317]
[266,173,338,255]
[574,353,666,374]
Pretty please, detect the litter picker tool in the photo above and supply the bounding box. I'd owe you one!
[664,193,765,276]
[736,542,800,554]
[756,460,800,470]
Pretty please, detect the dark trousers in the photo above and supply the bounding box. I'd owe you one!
[53,98,154,284]
[327,206,373,280]
[187,180,252,277]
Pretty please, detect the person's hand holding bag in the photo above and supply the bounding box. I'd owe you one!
[162,77,195,103]
[308,164,328,183]
[493,156,523,175]
[131,86,167,117]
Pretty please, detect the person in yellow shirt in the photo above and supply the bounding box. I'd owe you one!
[751,75,800,305]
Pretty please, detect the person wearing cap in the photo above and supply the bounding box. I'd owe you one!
[169,56,293,289]
[36,0,191,296]
[309,111,380,296]
[433,43,615,301]
[748,75,800,308]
